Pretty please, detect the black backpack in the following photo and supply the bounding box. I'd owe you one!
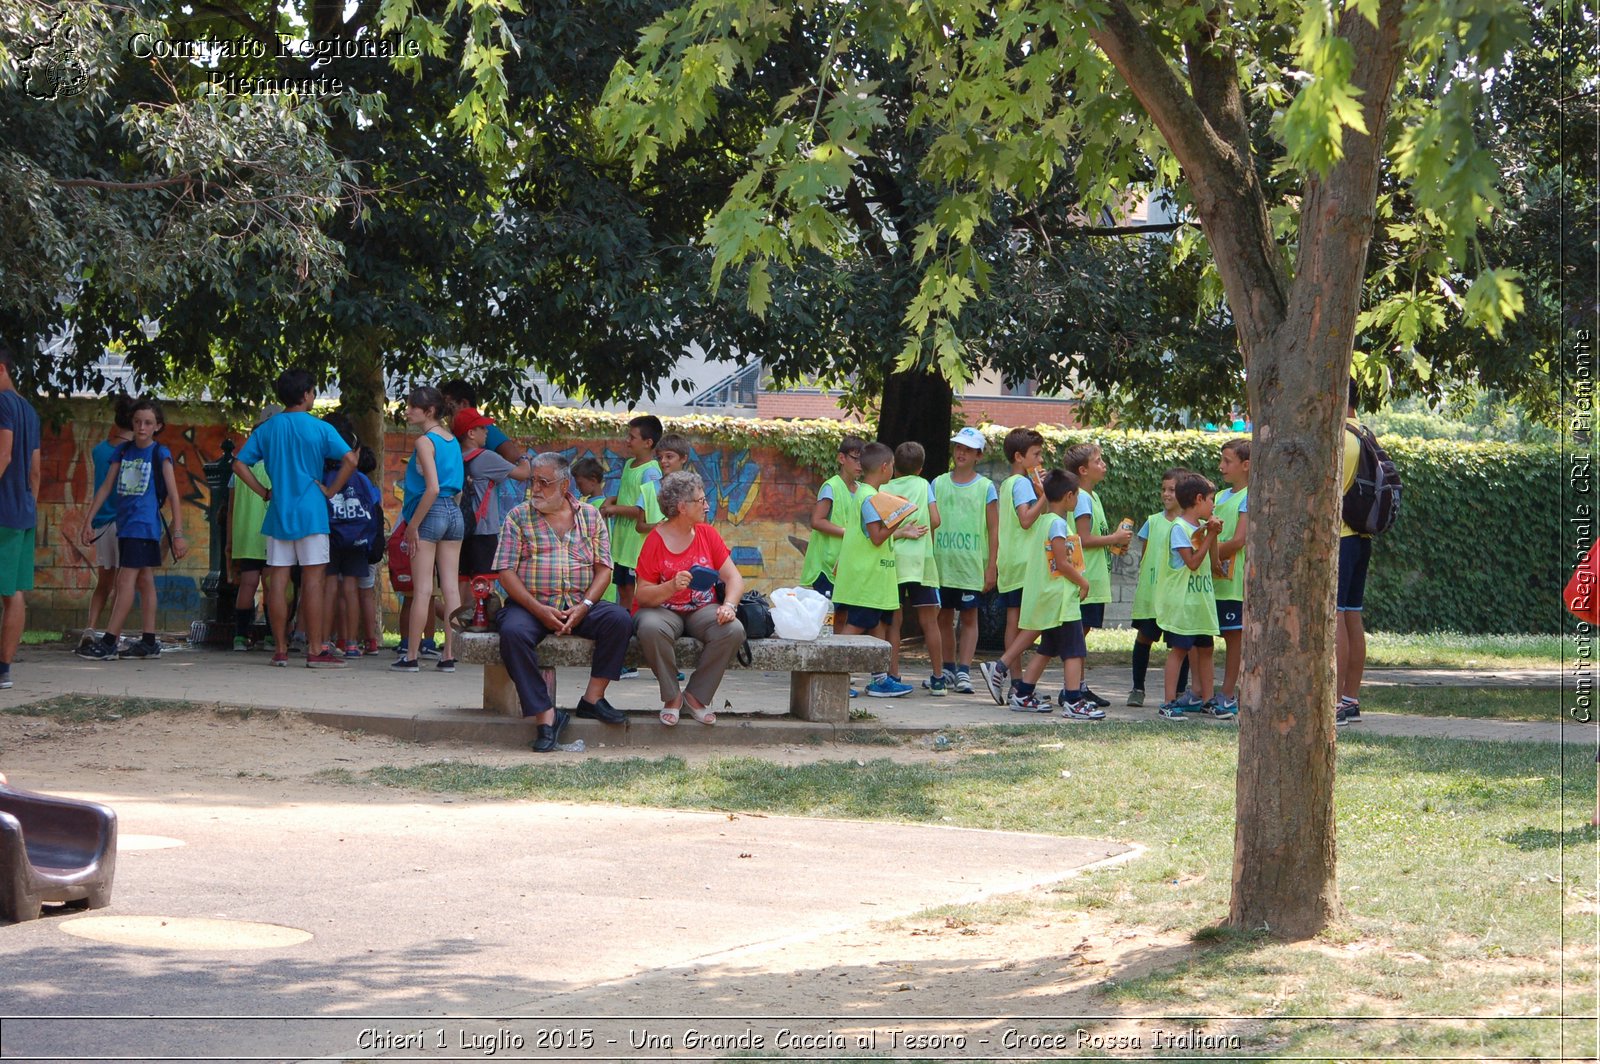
[734,590,775,665]
[1342,423,1402,535]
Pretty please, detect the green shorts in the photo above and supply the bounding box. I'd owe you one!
[0,526,35,596]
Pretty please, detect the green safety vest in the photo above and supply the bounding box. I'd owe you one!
[610,458,659,568]
[586,494,618,603]
[1079,489,1111,605]
[1213,486,1248,601]
[832,489,900,610]
[996,473,1036,594]
[1130,510,1175,621]
[884,474,938,587]
[800,474,862,585]
[932,472,991,591]
[1019,513,1082,632]
[1155,517,1220,636]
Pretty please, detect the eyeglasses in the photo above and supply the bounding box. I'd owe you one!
[531,476,565,489]
[841,451,862,461]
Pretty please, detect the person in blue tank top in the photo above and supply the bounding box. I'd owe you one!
[392,385,466,675]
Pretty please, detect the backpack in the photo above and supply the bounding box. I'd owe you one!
[459,448,497,536]
[386,520,413,594]
[1342,423,1403,536]
[733,589,775,666]
[328,474,378,552]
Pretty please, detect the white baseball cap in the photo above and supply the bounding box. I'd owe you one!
[950,427,987,451]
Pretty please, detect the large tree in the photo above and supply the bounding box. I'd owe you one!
[599,0,1537,936]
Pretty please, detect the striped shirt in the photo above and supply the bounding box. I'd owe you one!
[492,499,612,609]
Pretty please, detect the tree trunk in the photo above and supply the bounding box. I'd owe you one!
[877,368,954,476]
[337,334,387,455]
[1224,0,1403,940]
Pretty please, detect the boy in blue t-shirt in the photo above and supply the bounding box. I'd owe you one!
[78,398,187,659]
[322,420,383,657]
[234,368,357,668]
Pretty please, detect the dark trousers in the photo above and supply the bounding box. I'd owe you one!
[496,600,631,717]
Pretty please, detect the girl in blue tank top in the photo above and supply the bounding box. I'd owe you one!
[396,386,465,673]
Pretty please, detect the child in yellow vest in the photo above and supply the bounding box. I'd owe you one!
[883,442,943,693]
[980,427,1046,704]
[1213,439,1250,714]
[1155,472,1225,720]
[1000,470,1098,720]
[834,442,922,697]
[1127,467,1190,705]
[1061,441,1133,709]
[602,414,663,614]
[801,435,867,626]
[573,456,619,605]
[931,426,999,695]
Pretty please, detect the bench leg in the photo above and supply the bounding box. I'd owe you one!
[790,671,849,723]
[485,663,521,717]
[484,662,560,717]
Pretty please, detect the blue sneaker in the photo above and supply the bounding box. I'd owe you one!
[926,675,947,697]
[418,638,442,659]
[1158,700,1190,721]
[952,669,975,695]
[1172,692,1206,713]
[850,687,860,699]
[1208,696,1238,720]
[923,667,957,692]
[866,676,913,698]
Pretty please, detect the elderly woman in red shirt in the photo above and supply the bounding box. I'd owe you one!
[633,470,745,726]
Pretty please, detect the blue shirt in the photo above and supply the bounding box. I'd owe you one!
[1011,477,1037,510]
[485,424,511,452]
[0,390,40,530]
[401,430,465,523]
[91,439,122,528]
[111,441,171,540]
[236,412,352,540]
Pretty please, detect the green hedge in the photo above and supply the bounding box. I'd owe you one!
[497,409,1565,635]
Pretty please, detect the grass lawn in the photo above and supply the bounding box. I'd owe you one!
[1077,628,1565,670]
[1359,685,1564,722]
[332,726,1597,1060]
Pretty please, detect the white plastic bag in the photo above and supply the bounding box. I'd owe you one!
[770,586,830,641]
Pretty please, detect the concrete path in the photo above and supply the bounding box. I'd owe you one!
[0,642,1587,748]
[0,784,1127,1062]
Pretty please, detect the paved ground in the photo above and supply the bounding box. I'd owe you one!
[0,641,1584,748]
[0,641,1587,1063]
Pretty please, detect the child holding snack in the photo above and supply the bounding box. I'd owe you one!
[1155,472,1225,720]
[1062,441,1133,708]
[834,442,924,697]
[981,427,1046,704]
[1128,468,1190,705]
[884,441,943,693]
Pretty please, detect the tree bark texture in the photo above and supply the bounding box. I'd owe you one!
[877,368,955,477]
[1089,0,1404,939]
[337,334,387,456]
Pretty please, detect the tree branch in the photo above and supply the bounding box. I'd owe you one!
[56,173,198,191]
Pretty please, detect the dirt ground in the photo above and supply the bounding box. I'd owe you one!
[0,708,1215,1049]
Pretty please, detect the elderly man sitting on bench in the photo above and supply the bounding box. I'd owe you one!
[494,452,631,752]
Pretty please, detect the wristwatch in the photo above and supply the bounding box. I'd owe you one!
[581,597,596,608]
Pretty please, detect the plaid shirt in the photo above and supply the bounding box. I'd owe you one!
[492,499,612,609]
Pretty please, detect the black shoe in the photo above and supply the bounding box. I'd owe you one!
[552,709,571,741]
[531,724,558,752]
[1082,686,1111,708]
[120,640,160,659]
[576,697,626,725]
[80,639,119,661]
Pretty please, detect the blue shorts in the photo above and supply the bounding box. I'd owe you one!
[899,583,940,609]
[997,587,1023,609]
[939,587,979,611]
[1216,600,1244,631]
[1079,602,1106,629]
[1132,618,1164,643]
[613,564,636,588]
[328,545,369,579]
[1165,631,1215,651]
[415,497,464,543]
[844,605,890,631]
[1337,535,1371,611]
[118,537,163,569]
[1037,620,1087,660]
[812,572,834,598]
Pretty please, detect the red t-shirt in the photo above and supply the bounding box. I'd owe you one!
[635,523,731,613]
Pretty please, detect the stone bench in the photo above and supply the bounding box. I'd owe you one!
[456,632,890,724]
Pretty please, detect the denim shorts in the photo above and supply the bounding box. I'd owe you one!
[415,497,465,543]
